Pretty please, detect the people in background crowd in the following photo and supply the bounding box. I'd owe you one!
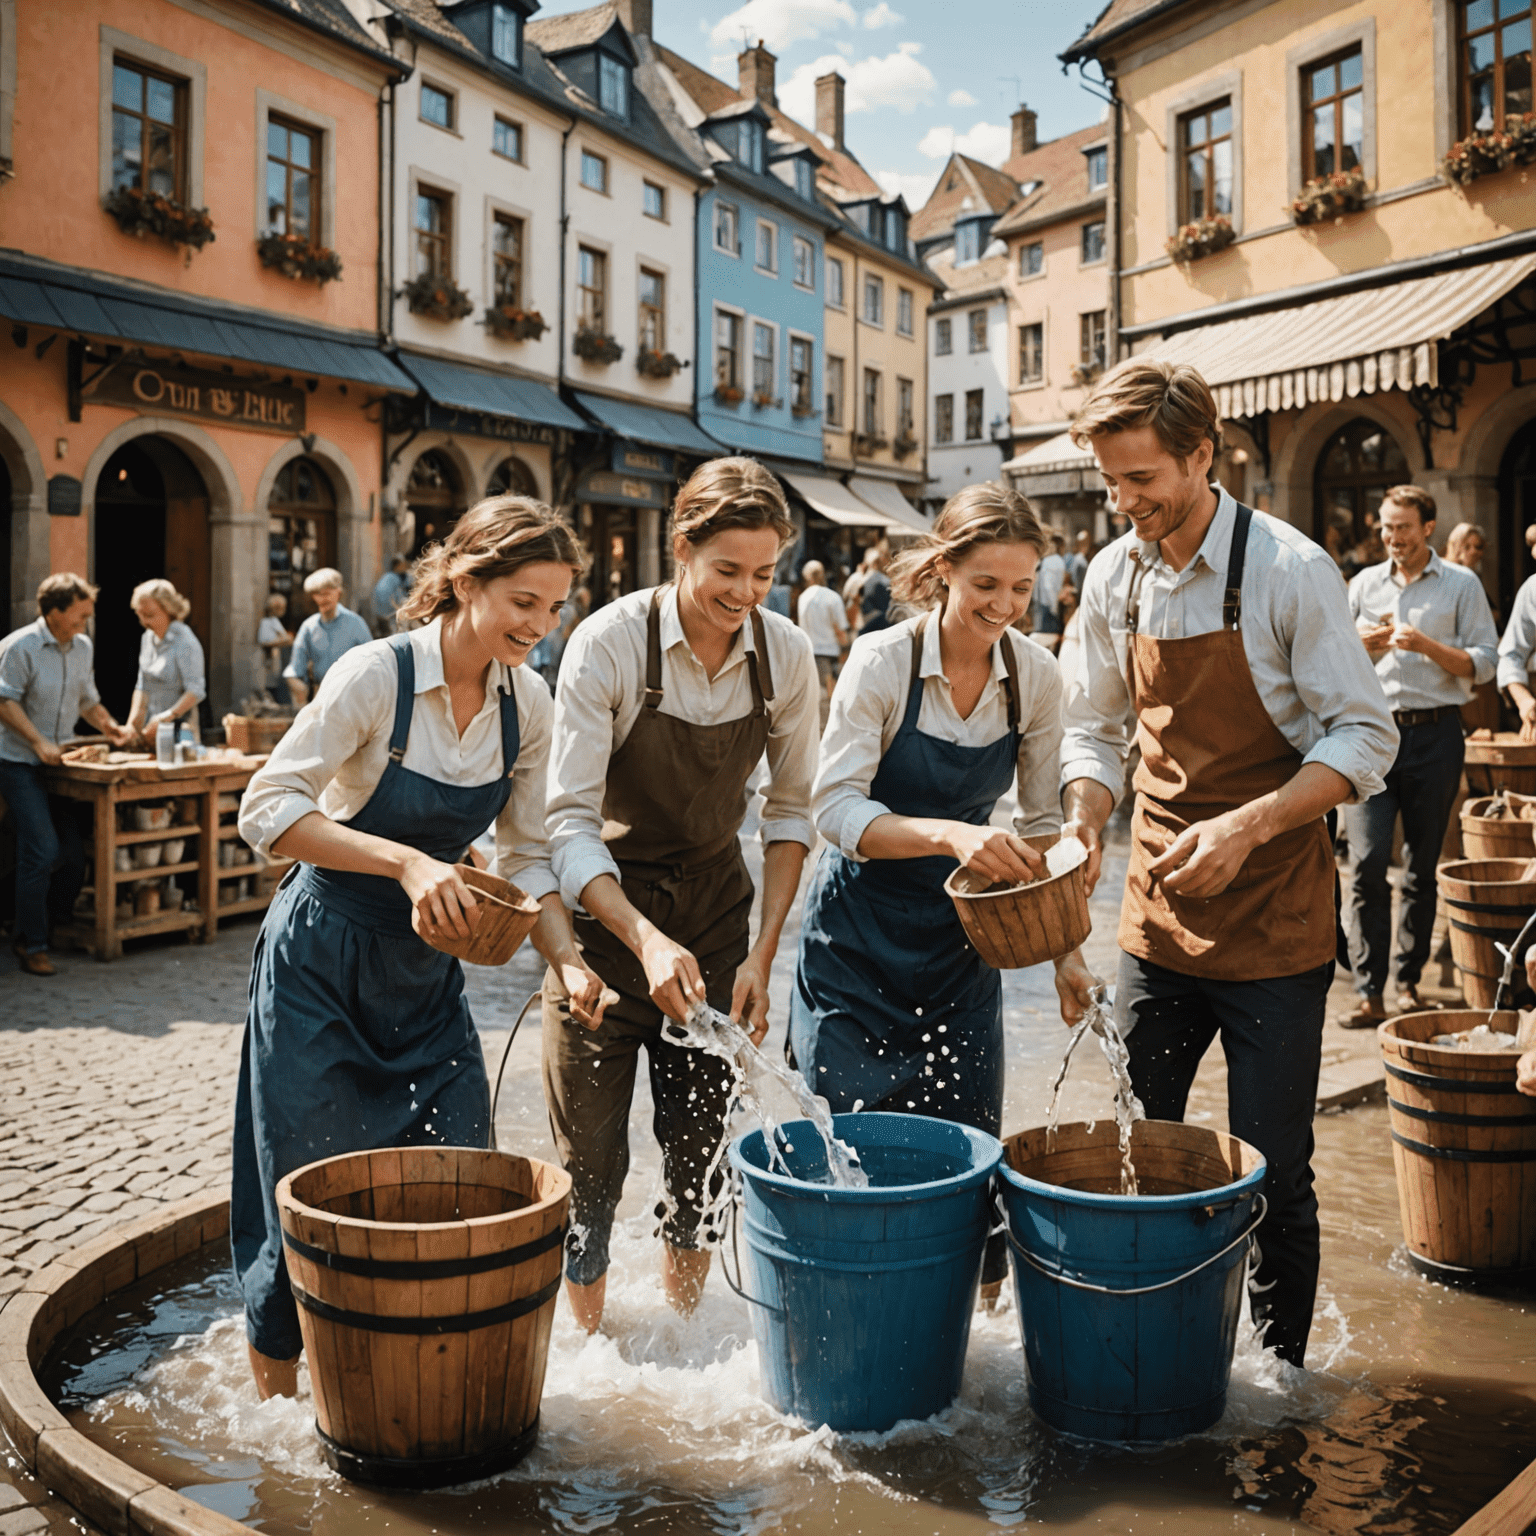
[1067,529,1091,593]
[257,594,293,705]
[1445,522,1487,574]
[1497,556,1536,742]
[0,574,134,976]
[126,579,205,742]
[1030,531,1070,653]
[797,560,848,729]
[858,548,893,636]
[372,555,413,637]
[1443,522,1500,730]
[842,545,883,631]
[284,568,371,707]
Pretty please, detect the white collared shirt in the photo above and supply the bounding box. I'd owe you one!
[815,613,1064,860]
[237,617,557,900]
[1061,485,1399,805]
[546,584,820,908]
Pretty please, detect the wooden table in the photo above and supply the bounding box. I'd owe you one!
[41,753,291,959]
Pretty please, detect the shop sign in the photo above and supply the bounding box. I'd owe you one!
[610,444,674,479]
[47,475,82,517]
[1014,470,1084,498]
[575,469,669,509]
[88,360,306,433]
[424,403,559,445]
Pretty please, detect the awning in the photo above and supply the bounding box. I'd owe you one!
[0,251,414,391]
[783,470,897,529]
[399,352,583,431]
[848,476,930,533]
[572,392,726,457]
[1000,430,1101,496]
[1141,253,1536,420]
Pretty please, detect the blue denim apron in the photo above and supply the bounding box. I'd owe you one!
[231,634,518,1359]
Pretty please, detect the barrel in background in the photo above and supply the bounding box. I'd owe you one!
[1436,858,1536,1009]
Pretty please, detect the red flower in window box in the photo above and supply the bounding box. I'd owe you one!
[713,383,745,405]
[257,232,344,284]
[104,187,215,251]
[1290,167,1368,226]
[636,348,683,378]
[1164,214,1235,263]
[1442,114,1536,185]
[574,326,623,364]
[485,305,548,341]
[402,272,474,320]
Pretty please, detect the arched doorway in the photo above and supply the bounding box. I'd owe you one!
[93,439,210,719]
[487,455,537,499]
[1313,418,1410,577]
[267,457,337,626]
[1498,417,1536,617]
[406,450,463,558]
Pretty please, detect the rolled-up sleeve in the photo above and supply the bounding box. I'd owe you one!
[814,638,901,862]
[1460,576,1498,687]
[1498,576,1536,690]
[1060,567,1134,804]
[491,674,559,902]
[1012,643,1065,840]
[757,624,818,850]
[0,637,32,703]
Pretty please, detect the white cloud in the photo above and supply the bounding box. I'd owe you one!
[875,167,937,208]
[917,119,1009,164]
[706,0,857,55]
[861,2,902,27]
[947,87,977,107]
[779,43,936,120]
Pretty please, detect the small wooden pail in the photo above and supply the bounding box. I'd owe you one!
[412,867,540,966]
[277,1146,569,1487]
[945,858,1090,969]
[1464,733,1536,797]
[1460,797,1536,861]
[1437,858,1536,1007]
[1380,1011,1536,1283]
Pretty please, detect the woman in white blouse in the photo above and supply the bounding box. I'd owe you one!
[789,483,1095,1295]
[232,498,608,1403]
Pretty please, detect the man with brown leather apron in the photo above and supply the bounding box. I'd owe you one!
[1059,361,1397,1367]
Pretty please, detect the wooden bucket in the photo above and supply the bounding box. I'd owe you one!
[1436,858,1536,1007]
[412,867,540,966]
[1460,797,1536,861]
[1463,733,1536,797]
[1379,1011,1536,1283]
[276,1146,570,1487]
[945,859,1090,969]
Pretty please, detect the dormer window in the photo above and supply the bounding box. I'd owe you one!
[491,3,520,66]
[737,118,764,173]
[884,205,906,252]
[1085,145,1107,190]
[598,53,629,117]
[795,157,813,200]
[955,218,982,264]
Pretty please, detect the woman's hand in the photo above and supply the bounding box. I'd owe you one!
[559,963,615,1031]
[638,928,706,1023]
[948,823,1043,886]
[729,950,774,1047]
[1053,950,1098,1025]
[399,853,480,941]
[1519,1049,1536,1097]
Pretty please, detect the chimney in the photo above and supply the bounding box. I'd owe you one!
[616,0,651,37]
[1011,105,1038,160]
[815,71,845,150]
[737,38,777,107]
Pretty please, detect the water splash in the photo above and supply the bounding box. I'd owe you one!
[1043,983,1144,1195]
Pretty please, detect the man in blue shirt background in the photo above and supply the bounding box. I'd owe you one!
[284,569,372,706]
[371,555,412,637]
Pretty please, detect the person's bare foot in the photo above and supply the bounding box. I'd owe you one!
[662,1244,710,1316]
[978,1279,1004,1312]
[1339,994,1388,1029]
[247,1343,299,1399]
[565,1274,607,1334]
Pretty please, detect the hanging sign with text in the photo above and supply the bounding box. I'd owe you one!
[88,361,306,433]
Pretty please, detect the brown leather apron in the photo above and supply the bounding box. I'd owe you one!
[1119,503,1335,981]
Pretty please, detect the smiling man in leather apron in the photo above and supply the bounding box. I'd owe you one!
[1058,361,1398,1368]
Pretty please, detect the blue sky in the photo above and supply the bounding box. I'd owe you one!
[535,0,1112,210]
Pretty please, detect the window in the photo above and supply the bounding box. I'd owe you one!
[265,117,318,240]
[1179,99,1233,221]
[1085,145,1108,190]
[1303,47,1365,178]
[753,323,777,399]
[1020,241,1043,277]
[793,235,815,289]
[493,116,523,162]
[897,377,913,436]
[968,308,987,353]
[1081,219,1105,264]
[1313,417,1412,558]
[756,219,778,273]
[413,187,452,278]
[825,355,844,424]
[791,337,813,413]
[638,267,665,353]
[862,368,881,437]
[643,181,666,220]
[935,317,952,356]
[598,53,629,118]
[577,245,607,332]
[492,212,523,308]
[863,273,884,326]
[715,310,742,390]
[794,158,813,199]
[111,58,187,198]
[955,218,982,264]
[420,81,454,130]
[736,117,764,172]
[491,3,520,66]
[935,394,954,444]
[826,255,845,308]
[1462,0,1533,133]
[715,201,739,254]
[1019,322,1043,385]
[268,458,337,625]
[884,205,906,252]
[488,457,537,497]
[965,389,985,441]
[897,287,913,336]
[1080,310,1107,371]
[580,149,608,193]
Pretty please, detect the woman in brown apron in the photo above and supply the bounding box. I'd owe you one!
[542,458,822,1331]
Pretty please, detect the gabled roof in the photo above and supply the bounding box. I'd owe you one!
[247,0,407,71]
[909,153,1022,245]
[1061,0,1195,62]
[525,2,633,62]
[989,122,1107,238]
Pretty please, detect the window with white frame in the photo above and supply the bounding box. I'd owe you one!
[598,53,629,118]
[826,254,845,308]
[756,219,778,273]
[792,235,814,289]
[753,322,776,399]
[715,310,742,390]
[491,3,520,66]
[420,81,454,130]
[791,337,813,413]
[935,393,953,444]
[1085,145,1108,189]
[1081,219,1105,264]
[1019,322,1043,385]
[968,309,987,353]
[715,200,739,254]
[825,355,844,424]
[863,273,884,326]
[643,181,666,220]
[737,117,764,172]
[897,287,913,336]
[580,148,607,193]
[1019,241,1043,277]
[934,316,952,355]
[794,158,813,199]
[493,116,523,162]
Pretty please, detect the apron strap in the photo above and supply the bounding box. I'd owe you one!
[644,587,665,713]
[999,630,1022,736]
[902,613,930,731]
[1124,549,1147,638]
[1225,501,1253,630]
[497,666,521,773]
[746,608,775,719]
[386,633,416,764]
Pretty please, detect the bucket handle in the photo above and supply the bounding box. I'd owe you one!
[1002,1193,1267,1297]
[488,990,542,1152]
[719,1181,787,1317]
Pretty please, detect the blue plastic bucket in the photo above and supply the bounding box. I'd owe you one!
[728,1111,1002,1432]
[997,1118,1266,1442]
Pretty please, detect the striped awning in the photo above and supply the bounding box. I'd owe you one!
[1140,253,1536,421]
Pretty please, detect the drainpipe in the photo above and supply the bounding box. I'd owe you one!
[693,185,705,435]
[849,248,860,473]
[1072,59,1123,364]
[557,120,575,397]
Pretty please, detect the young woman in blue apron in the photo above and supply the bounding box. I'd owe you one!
[790,484,1096,1290]
[232,498,608,1397]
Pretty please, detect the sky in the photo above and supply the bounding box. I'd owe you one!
[534,0,1113,210]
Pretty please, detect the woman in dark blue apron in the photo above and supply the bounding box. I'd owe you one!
[232,498,608,1397]
[790,484,1096,1291]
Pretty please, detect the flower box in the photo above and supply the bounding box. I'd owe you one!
[1069,362,1103,388]
[852,432,889,454]
[893,430,918,460]
[403,272,474,321]
[485,305,548,341]
[574,327,623,365]
[1164,214,1235,263]
[1291,167,1368,226]
[104,187,215,251]
[751,390,782,410]
[713,384,744,406]
[1442,114,1536,186]
[256,232,343,284]
[636,348,683,378]
[791,403,821,420]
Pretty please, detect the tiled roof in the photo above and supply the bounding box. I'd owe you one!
[382,0,472,49]
[248,0,404,66]
[927,248,1012,299]
[990,123,1108,237]
[909,154,1022,244]
[1061,0,1189,61]
[525,3,620,56]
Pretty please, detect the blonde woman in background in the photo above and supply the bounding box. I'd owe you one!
[256,594,293,703]
[126,579,205,739]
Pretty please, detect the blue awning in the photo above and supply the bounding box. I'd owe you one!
[399,352,584,431]
[0,252,414,391]
[572,392,725,457]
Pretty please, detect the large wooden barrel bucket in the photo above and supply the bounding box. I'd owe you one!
[1436,858,1536,1008]
[276,1146,569,1488]
[1380,1011,1536,1283]
[1463,733,1536,797]
[945,859,1090,968]
[1460,798,1536,861]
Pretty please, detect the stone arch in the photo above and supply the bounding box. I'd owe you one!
[1271,395,1423,538]
[389,435,476,558]
[0,399,48,633]
[255,435,371,613]
[1456,380,1536,480]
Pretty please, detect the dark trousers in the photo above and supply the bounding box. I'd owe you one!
[0,760,85,954]
[1116,950,1331,1368]
[1343,713,1465,997]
